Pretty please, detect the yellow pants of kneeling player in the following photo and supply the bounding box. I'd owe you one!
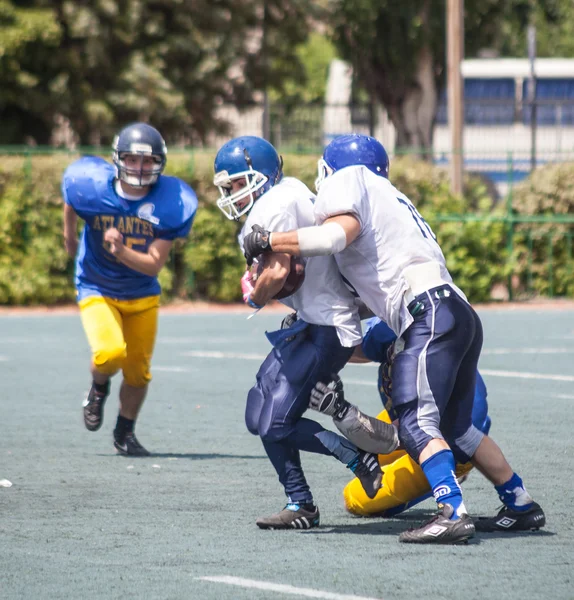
[343,409,474,516]
[78,295,160,388]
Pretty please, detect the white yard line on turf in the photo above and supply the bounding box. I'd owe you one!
[480,369,574,383]
[182,350,266,360]
[158,337,246,344]
[482,347,574,355]
[171,351,574,383]
[550,393,574,400]
[196,576,383,600]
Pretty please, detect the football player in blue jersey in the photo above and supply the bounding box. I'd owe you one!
[62,123,198,456]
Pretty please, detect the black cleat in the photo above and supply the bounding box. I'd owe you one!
[348,451,382,499]
[256,504,320,530]
[82,382,110,432]
[474,502,545,532]
[113,431,151,457]
[399,503,476,544]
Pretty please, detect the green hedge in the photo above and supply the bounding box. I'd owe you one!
[0,150,571,305]
[510,162,574,297]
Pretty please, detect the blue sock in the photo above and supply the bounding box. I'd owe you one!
[495,472,534,511]
[421,449,466,520]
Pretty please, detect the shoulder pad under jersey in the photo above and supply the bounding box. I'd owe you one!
[152,175,198,229]
[62,156,115,211]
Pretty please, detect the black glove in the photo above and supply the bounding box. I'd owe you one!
[280,311,298,330]
[244,224,272,266]
[309,376,351,421]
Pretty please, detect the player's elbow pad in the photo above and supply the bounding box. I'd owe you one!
[297,222,347,257]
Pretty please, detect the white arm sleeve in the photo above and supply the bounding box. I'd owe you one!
[296,222,347,257]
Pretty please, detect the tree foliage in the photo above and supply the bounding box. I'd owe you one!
[328,0,574,153]
[0,0,61,143]
[1,0,316,145]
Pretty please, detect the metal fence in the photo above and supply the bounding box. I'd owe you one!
[2,98,574,300]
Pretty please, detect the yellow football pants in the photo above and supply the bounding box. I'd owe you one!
[78,295,160,388]
[343,409,474,516]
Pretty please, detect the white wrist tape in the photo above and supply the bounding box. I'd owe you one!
[297,222,347,257]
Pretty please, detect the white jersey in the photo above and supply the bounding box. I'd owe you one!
[239,177,362,347]
[313,165,466,336]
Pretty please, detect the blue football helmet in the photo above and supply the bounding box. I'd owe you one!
[213,136,283,220]
[112,123,167,187]
[315,134,389,191]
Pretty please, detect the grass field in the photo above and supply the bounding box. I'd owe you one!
[1,307,573,600]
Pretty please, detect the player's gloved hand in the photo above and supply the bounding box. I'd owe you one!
[241,269,255,304]
[244,224,272,267]
[309,376,351,421]
[281,311,298,330]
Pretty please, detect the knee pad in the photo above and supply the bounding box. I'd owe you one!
[343,479,371,516]
[245,386,264,436]
[256,344,321,444]
[259,422,291,444]
[122,363,151,387]
[93,344,126,375]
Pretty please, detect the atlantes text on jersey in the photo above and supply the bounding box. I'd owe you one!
[62,156,197,300]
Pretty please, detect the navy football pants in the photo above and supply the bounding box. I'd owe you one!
[246,324,356,504]
[392,286,485,464]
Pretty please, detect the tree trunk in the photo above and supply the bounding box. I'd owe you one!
[386,45,437,159]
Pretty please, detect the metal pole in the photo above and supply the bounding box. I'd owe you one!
[261,1,271,141]
[527,24,537,172]
[447,0,464,195]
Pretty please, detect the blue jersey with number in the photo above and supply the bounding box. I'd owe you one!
[362,317,491,433]
[62,156,197,300]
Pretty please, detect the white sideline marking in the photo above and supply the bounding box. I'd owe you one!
[197,576,383,600]
[344,378,375,386]
[158,337,245,344]
[182,350,266,360]
[482,347,574,355]
[480,369,574,383]
[154,366,191,373]
[549,393,574,400]
[175,351,574,383]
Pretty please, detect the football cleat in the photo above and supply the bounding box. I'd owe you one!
[348,451,382,499]
[474,502,545,532]
[256,504,320,530]
[113,431,151,457]
[82,382,110,432]
[399,503,476,544]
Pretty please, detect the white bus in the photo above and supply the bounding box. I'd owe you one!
[434,58,574,189]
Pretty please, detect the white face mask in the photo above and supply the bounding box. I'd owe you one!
[115,153,164,187]
[315,158,334,192]
[213,167,269,220]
